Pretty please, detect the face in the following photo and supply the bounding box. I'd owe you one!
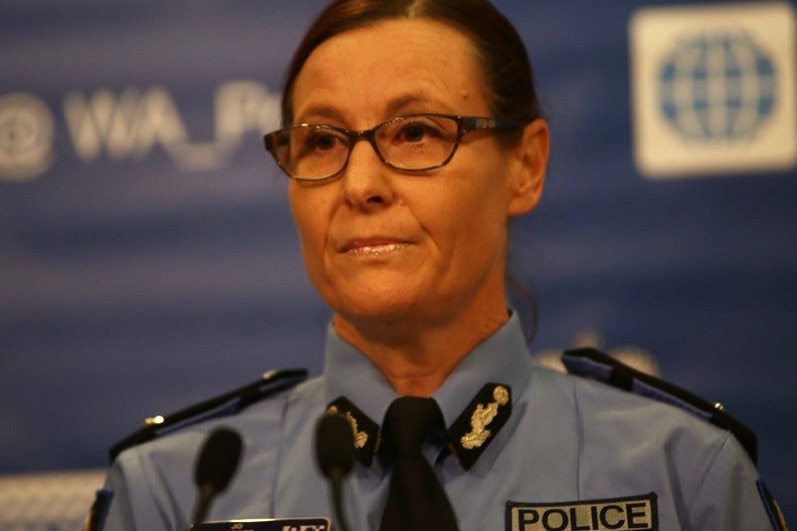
[288,19,546,332]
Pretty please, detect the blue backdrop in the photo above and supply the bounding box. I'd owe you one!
[1,0,795,522]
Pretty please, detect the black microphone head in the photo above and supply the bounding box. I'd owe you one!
[315,413,355,480]
[194,427,243,494]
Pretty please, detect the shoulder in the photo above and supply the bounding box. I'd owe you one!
[525,350,765,509]
[559,346,757,464]
[110,368,312,462]
[549,350,784,530]
[525,347,757,475]
[102,370,327,529]
[563,364,733,457]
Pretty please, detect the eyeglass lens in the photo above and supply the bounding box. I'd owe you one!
[270,115,461,180]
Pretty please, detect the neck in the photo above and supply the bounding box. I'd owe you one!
[333,303,510,397]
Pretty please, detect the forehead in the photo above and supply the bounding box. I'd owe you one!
[291,18,490,122]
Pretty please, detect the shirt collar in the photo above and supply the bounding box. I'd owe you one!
[321,311,534,430]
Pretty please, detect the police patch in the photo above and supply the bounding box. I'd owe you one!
[506,493,658,531]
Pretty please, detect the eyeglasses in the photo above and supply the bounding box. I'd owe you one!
[263,113,521,182]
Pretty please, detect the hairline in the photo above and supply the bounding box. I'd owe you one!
[282,14,499,127]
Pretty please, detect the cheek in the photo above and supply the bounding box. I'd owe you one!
[421,179,508,267]
[454,207,506,266]
[451,172,512,259]
[289,186,330,264]
[452,158,511,222]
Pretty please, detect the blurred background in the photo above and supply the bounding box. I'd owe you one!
[1,0,795,528]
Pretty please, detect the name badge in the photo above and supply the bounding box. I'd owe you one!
[195,518,332,531]
[506,493,658,531]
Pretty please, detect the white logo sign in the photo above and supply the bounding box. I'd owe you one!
[62,80,280,172]
[0,80,281,182]
[630,2,796,179]
[0,93,55,181]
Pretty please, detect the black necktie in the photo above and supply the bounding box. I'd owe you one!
[378,396,459,531]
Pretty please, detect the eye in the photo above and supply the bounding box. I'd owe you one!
[399,123,429,143]
[393,118,445,144]
[305,130,342,151]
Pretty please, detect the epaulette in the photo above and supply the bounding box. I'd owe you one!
[109,368,307,461]
[561,347,757,465]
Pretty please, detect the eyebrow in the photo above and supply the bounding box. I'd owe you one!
[294,104,344,125]
[384,93,447,116]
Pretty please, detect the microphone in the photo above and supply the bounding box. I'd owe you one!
[315,413,355,531]
[189,427,243,529]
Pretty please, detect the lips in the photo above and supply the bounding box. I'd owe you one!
[339,237,412,256]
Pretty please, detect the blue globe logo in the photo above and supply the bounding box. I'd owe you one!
[658,31,777,142]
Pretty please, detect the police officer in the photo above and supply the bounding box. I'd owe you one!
[98,1,786,530]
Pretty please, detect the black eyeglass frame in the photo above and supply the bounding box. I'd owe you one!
[263,113,523,182]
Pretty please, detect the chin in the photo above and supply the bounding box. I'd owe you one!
[319,272,423,313]
[329,288,425,323]
[339,297,417,321]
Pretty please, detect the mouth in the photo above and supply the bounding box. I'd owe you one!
[340,237,412,257]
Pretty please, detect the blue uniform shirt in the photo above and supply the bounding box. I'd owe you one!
[102,314,777,530]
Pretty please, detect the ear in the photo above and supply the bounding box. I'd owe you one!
[506,118,549,217]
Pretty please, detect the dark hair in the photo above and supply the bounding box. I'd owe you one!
[280,0,542,131]
[281,0,542,342]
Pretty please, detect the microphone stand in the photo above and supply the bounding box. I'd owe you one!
[316,414,355,531]
[188,428,243,530]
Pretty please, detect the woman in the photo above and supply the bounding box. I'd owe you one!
[99,1,783,530]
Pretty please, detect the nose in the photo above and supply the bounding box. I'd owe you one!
[340,138,396,210]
